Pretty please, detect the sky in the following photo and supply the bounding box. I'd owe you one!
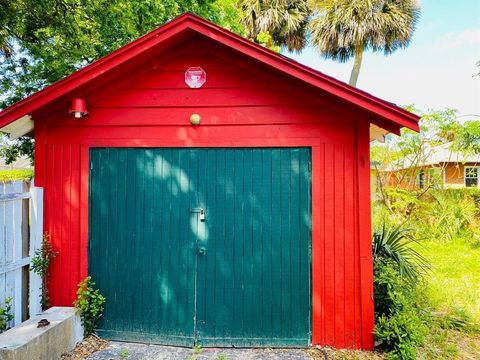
[288,0,480,119]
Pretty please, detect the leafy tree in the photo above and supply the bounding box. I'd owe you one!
[308,0,420,86]
[0,136,35,165]
[0,0,242,164]
[371,108,463,195]
[454,120,480,154]
[239,0,310,52]
[1,0,242,108]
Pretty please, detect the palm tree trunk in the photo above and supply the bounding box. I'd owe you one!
[349,45,364,87]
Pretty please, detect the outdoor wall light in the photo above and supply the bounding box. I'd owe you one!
[190,113,201,125]
[69,98,88,118]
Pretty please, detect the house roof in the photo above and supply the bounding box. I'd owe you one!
[0,12,420,136]
[0,155,33,170]
[385,142,480,171]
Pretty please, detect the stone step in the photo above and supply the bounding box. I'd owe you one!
[0,307,83,360]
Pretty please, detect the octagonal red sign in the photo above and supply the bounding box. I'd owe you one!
[185,67,206,88]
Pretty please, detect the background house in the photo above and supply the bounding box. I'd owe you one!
[0,155,32,170]
[379,142,480,189]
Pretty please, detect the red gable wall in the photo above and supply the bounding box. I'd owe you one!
[36,35,373,349]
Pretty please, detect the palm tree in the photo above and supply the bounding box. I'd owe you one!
[239,0,310,52]
[308,0,420,86]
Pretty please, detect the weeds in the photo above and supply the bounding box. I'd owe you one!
[0,297,14,332]
[74,276,106,336]
[118,348,129,358]
[30,233,57,310]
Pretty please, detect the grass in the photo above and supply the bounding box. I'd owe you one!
[410,238,480,359]
[0,169,34,182]
[418,239,480,327]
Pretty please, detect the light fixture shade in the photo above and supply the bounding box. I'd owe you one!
[69,98,88,118]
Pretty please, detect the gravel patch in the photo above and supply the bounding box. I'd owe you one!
[87,342,314,360]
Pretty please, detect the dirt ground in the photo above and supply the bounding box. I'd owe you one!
[62,332,480,360]
[61,335,109,360]
[63,339,383,360]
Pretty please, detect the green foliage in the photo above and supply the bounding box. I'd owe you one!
[308,0,420,85]
[240,0,420,85]
[380,188,480,245]
[0,0,243,108]
[0,136,35,166]
[0,0,243,165]
[373,225,429,282]
[416,239,480,329]
[373,189,480,357]
[74,276,106,336]
[426,190,479,242]
[30,233,57,310]
[239,0,310,52]
[372,108,461,164]
[309,0,420,62]
[372,222,433,358]
[30,233,56,278]
[0,169,34,182]
[187,344,204,360]
[118,348,130,358]
[255,32,281,52]
[374,258,429,359]
[0,297,14,333]
[454,119,480,154]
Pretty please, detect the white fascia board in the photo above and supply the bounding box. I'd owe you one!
[0,115,34,140]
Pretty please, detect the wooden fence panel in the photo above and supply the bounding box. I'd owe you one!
[0,181,43,329]
[29,186,43,318]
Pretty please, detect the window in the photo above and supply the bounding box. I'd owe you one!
[418,170,425,189]
[465,167,479,187]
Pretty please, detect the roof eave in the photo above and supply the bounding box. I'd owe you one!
[0,12,420,133]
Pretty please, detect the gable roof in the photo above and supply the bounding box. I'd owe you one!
[384,142,480,171]
[0,12,420,135]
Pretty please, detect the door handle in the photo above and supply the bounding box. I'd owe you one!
[197,246,206,256]
[190,207,205,221]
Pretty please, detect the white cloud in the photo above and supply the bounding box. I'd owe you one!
[431,29,480,51]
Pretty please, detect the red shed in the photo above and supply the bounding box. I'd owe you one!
[0,13,419,350]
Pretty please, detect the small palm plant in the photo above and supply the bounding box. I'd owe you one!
[373,224,430,282]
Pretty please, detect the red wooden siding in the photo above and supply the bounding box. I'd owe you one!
[35,37,374,349]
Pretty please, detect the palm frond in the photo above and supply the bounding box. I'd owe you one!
[373,224,430,282]
[308,0,420,60]
[239,0,310,51]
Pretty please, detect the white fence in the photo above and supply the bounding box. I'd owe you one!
[0,181,43,328]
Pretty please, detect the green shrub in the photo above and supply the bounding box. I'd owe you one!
[0,297,14,333]
[30,233,57,310]
[425,190,478,242]
[74,276,106,336]
[379,187,480,244]
[374,258,429,359]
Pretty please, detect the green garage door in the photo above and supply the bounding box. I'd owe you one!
[89,148,311,347]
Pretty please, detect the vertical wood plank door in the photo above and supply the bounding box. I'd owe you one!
[89,148,311,347]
